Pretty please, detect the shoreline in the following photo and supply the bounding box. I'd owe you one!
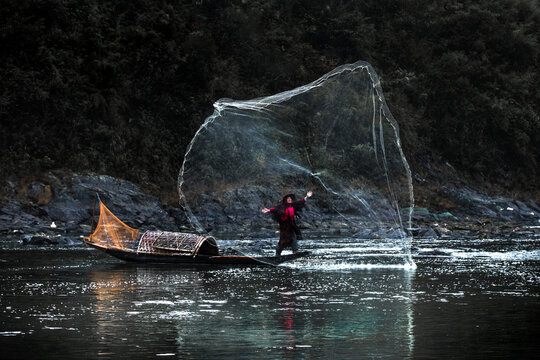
[1,172,539,246]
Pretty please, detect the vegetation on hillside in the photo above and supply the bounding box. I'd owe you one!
[1,0,539,196]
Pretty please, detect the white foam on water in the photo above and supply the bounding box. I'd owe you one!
[0,331,23,336]
[312,246,403,254]
[134,300,175,307]
[201,300,228,304]
[284,262,417,271]
[165,311,193,318]
[351,253,409,257]
[453,249,540,261]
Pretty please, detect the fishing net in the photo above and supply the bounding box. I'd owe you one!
[178,61,414,264]
[86,202,140,250]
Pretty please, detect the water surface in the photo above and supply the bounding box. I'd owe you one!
[1,236,538,359]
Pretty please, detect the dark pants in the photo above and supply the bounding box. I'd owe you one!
[276,226,302,256]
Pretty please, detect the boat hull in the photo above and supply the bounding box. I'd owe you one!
[89,242,309,266]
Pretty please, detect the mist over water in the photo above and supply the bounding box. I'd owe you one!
[178,61,414,266]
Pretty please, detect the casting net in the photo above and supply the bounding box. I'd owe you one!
[178,61,413,238]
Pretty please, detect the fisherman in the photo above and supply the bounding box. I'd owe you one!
[262,191,313,256]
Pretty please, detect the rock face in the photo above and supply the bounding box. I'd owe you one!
[0,173,188,237]
[430,185,539,222]
[1,171,539,244]
[27,182,53,205]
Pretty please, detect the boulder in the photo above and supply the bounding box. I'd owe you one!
[22,235,53,245]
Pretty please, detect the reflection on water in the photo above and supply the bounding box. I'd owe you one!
[86,266,415,359]
[0,237,539,359]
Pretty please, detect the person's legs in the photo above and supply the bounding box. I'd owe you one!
[277,222,294,256]
[275,242,283,256]
[291,235,298,253]
[291,225,302,253]
[294,226,303,241]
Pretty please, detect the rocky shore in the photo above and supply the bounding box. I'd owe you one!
[1,172,539,246]
[0,173,189,245]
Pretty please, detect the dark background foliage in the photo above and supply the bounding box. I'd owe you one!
[1,0,539,202]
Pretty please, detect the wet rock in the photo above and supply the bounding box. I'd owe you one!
[417,227,440,238]
[56,236,79,245]
[23,235,53,245]
[21,234,79,246]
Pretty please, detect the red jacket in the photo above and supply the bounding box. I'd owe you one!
[270,198,306,223]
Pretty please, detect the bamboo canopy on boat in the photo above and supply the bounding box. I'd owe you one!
[138,230,219,256]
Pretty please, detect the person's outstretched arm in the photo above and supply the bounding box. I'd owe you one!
[294,191,313,210]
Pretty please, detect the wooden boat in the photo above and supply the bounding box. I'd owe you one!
[84,200,309,266]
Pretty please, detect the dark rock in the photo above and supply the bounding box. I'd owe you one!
[56,236,79,245]
[524,200,540,213]
[21,234,78,245]
[27,182,53,205]
[416,227,440,238]
[383,228,407,238]
[1,173,192,238]
[3,170,540,244]
[2,180,17,197]
[0,200,44,233]
[166,207,188,224]
[23,235,53,245]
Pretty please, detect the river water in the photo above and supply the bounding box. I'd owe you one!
[1,235,538,359]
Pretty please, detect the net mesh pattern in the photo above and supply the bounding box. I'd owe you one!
[87,202,140,250]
